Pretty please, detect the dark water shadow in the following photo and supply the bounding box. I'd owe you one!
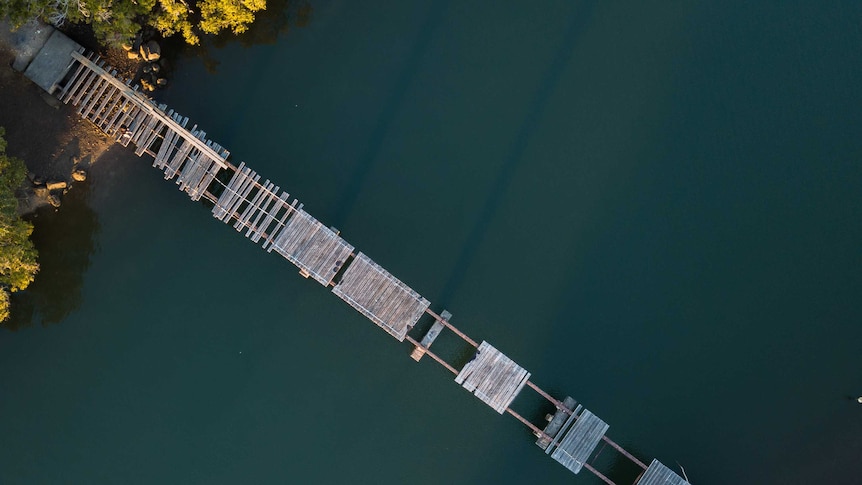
[165,0,313,74]
[3,181,99,330]
[435,2,595,306]
[331,0,452,228]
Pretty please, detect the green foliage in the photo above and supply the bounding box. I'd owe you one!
[151,0,200,45]
[198,0,266,36]
[0,127,39,322]
[0,0,43,27]
[1,0,267,47]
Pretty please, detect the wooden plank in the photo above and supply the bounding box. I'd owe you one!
[93,90,123,128]
[77,77,108,116]
[69,68,100,106]
[58,60,88,102]
[135,120,165,156]
[454,341,531,414]
[549,410,609,474]
[261,194,295,249]
[543,403,582,454]
[118,107,145,146]
[154,114,185,168]
[212,162,249,220]
[153,125,182,169]
[70,51,228,170]
[251,191,288,244]
[636,460,690,485]
[176,148,205,189]
[64,67,94,104]
[420,310,449,348]
[220,167,259,222]
[332,253,430,341]
[130,113,158,146]
[233,178,269,230]
[537,396,578,450]
[411,310,450,361]
[239,181,275,236]
[246,183,280,241]
[269,209,354,286]
[79,78,111,119]
[67,57,101,105]
[188,158,221,201]
[164,140,192,178]
[118,109,142,146]
[107,100,136,137]
[61,67,88,104]
[136,106,170,156]
[97,87,123,124]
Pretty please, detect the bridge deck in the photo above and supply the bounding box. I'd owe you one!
[269,209,354,286]
[455,341,530,414]
[332,252,429,341]
[546,409,609,474]
[637,459,691,485]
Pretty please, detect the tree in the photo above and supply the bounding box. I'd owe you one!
[0,127,39,322]
[198,0,266,37]
[151,0,200,45]
[0,0,267,47]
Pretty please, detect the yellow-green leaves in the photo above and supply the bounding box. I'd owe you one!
[198,0,267,36]
[0,128,39,322]
[151,0,200,45]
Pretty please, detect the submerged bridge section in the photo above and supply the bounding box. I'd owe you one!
[28,29,692,485]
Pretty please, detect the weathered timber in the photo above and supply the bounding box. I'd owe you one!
[537,396,578,450]
[248,191,287,244]
[58,55,89,101]
[67,51,230,168]
[269,209,354,286]
[333,252,430,341]
[547,409,609,474]
[455,341,530,414]
[411,309,450,361]
[636,459,690,485]
[212,162,251,220]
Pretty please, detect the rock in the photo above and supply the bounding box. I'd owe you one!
[156,78,168,88]
[142,64,152,74]
[72,169,87,182]
[140,78,155,92]
[151,63,160,73]
[40,91,61,109]
[47,194,61,208]
[121,42,133,52]
[27,171,36,182]
[33,176,44,185]
[34,186,48,198]
[139,40,161,62]
[127,51,140,60]
[46,180,67,191]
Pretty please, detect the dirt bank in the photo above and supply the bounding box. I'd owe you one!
[0,21,143,214]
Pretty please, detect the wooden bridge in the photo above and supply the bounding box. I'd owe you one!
[25,29,691,485]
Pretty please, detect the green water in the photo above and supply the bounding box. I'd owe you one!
[3,1,862,483]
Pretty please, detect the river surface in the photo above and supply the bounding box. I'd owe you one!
[2,1,862,484]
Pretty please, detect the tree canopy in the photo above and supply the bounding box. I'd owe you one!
[0,128,39,322]
[0,0,267,47]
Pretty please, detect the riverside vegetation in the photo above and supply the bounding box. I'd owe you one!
[0,0,267,47]
[0,128,39,322]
